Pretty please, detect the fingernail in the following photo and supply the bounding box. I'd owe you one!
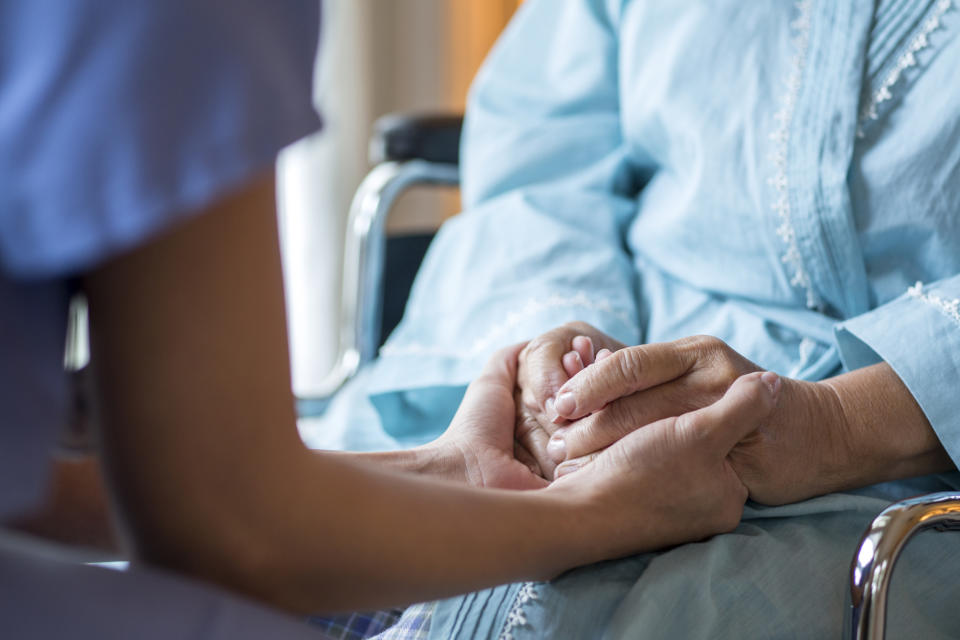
[573,335,594,359]
[546,432,567,464]
[562,351,582,371]
[555,461,580,478]
[596,348,611,361]
[760,371,781,397]
[545,396,556,419]
[555,391,576,417]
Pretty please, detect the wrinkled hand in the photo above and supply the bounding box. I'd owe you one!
[546,335,761,472]
[549,333,864,505]
[433,343,550,490]
[725,375,852,504]
[513,322,626,479]
[548,372,782,553]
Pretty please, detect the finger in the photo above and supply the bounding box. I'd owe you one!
[475,342,528,388]
[555,383,693,461]
[554,341,696,420]
[571,335,595,367]
[514,389,559,478]
[454,342,528,425]
[518,332,577,414]
[596,348,612,361]
[679,371,781,453]
[561,350,584,378]
[554,451,601,479]
[513,440,545,478]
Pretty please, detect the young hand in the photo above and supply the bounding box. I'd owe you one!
[430,343,550,490]
[548,372,781,554]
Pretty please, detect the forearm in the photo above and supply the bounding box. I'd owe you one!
[145,449,594,614]
[339,445,466,484]
[819,362,954,486]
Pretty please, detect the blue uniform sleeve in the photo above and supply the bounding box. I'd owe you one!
[366,0,646,428]
[0,0,320,278]
[835,276,960,466]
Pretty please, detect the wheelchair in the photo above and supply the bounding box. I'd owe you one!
[325,112,960,640]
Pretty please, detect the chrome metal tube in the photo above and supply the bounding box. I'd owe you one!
[312,160,458,397]
[846,491,960,640]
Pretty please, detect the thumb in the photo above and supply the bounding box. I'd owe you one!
[454,342,527,420]
[679,371,781,453]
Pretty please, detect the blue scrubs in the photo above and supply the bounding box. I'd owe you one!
[0,1,322,636]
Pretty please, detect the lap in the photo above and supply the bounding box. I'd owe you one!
[429,491,960,640]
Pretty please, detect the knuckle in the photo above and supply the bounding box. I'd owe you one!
[712,359,743,387]
[604,399,645,438]
[614,347,647,387]
[674,411,707,443]
[696,334,727,355]
[562,320,595,334]
[514,411,547,443]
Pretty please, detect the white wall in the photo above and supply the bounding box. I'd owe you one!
[278,0,457,398]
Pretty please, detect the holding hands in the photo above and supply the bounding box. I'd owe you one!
[440,321,949,560]
[515,323,864,506]
[435,330,783,556]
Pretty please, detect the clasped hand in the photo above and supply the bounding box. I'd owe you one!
[433,333,788,555]
[513,323,856,506]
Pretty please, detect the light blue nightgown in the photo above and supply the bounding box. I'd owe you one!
[313,0,960,637]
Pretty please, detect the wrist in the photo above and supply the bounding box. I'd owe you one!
[819,363,953,484]
[536,482,614,567]
[756,377,856,500]
[356,443,468,483]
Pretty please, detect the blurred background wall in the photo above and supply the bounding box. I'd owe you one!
[278,0,523,398]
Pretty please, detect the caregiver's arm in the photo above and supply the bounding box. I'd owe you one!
[551,336,954,504]
[82,174,767,614]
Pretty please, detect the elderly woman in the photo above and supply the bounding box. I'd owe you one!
[0,2,800,638]
[319,0,960,637]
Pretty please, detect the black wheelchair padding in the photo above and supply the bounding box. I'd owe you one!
[371,114,464,166]
[379,232,435,347]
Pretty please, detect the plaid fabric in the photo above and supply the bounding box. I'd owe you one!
[307,608,405,640]
[305,602,434,640]
[370,602,435,640]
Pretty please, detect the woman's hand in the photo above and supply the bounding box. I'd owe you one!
[551,335,955,504]
[427,344,550,490]
[544,335,761,471]
[548,372,782,554]
[513,322,626,478]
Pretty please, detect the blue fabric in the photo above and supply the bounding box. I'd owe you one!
[0,0,320,279]
[0,535,325,639]
[336,0,960,459]
[315,0,960,637]
[0,0,319,520]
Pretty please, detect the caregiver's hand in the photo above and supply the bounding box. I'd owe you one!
[426,343,550,490]
[553,336,955,504]
[513,322,625,477]
[548,372,781,553]
[546,336,761,469]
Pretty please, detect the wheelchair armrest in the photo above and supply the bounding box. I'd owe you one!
[846,491,960,640]
[304,114,463,405]
[370,113,464,165]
